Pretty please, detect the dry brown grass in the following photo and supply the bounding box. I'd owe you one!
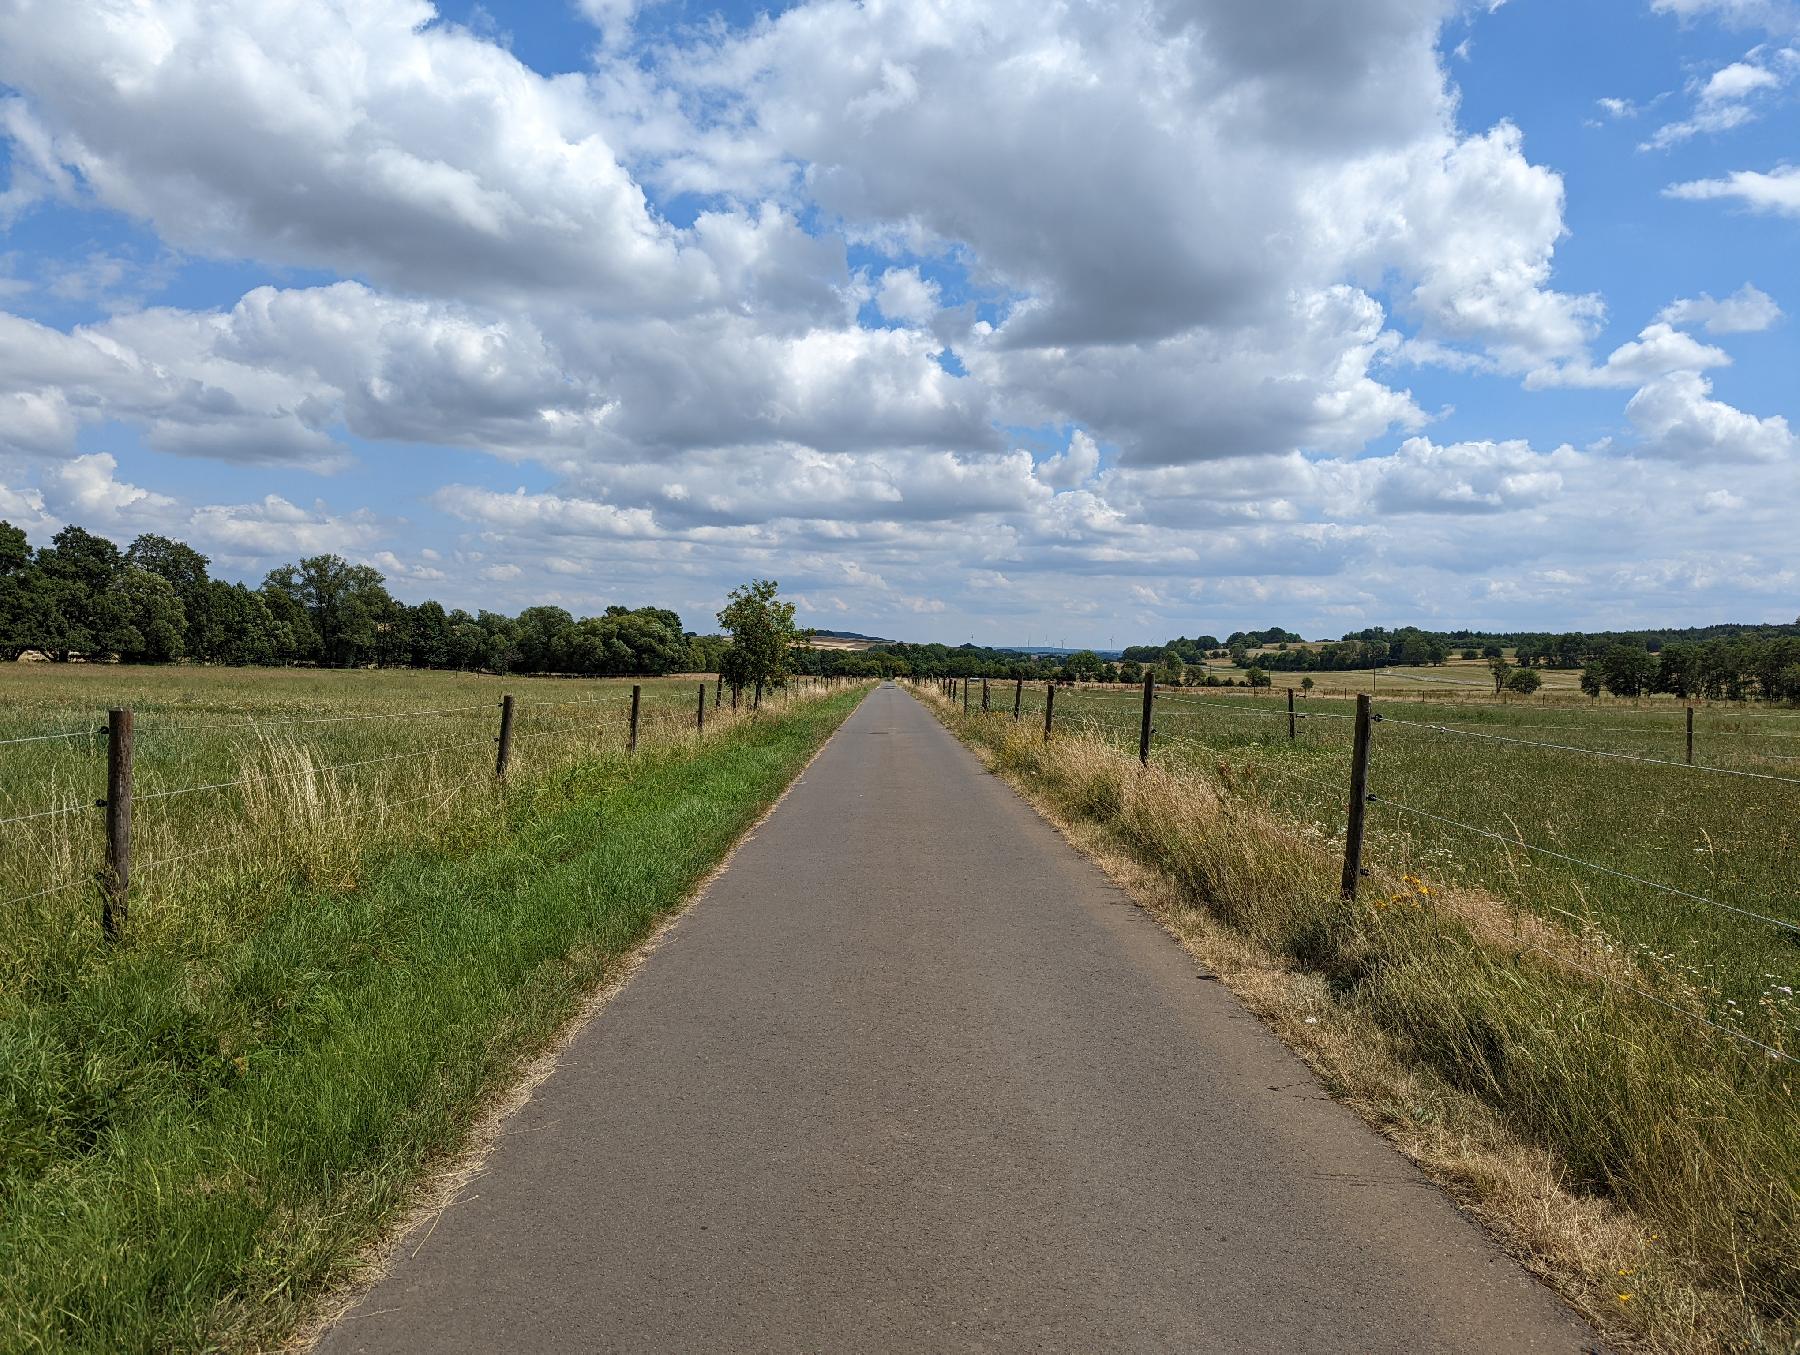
[918,685,1799,1355]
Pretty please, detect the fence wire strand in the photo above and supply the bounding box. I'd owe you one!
[1380,715,1800,787]
[1,876,89,908]
[180,703,492,731]
[1369,792,1800,937]
[0,801,92,828]
[135,738,493,805]
[0,728,101,748]
[1522,943,1798,1066]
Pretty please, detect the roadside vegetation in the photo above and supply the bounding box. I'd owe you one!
[920,681,1797,1354]
[0,653,865,1352]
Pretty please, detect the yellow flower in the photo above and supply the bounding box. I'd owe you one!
[1617,1293,1632,1303]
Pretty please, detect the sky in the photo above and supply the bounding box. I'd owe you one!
[0,0,1795,647]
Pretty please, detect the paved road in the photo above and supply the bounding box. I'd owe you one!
[320,683,1598,1354]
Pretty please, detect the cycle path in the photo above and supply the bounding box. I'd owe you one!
[319,682,1599,1354]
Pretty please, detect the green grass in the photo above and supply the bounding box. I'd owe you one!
[0,673,864,1353]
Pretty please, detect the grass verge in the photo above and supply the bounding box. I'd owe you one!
[919,688,1797,1355]
[0,686,865,1354]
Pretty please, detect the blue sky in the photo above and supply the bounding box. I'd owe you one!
[0,0,1795,644]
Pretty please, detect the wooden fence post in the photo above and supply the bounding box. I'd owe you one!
[1287,687,1296,741]
[754,679,762,710]
[1686,705,1694,765]
[963,680,970,714]
[1013,677,1023,721]
[715,674,722,709]
[1340,694,1373,900]
[1138,672,1154,766]
[1043,683,1056,741]
[495,694,515,781]
[697,682,707,735]
[982,678,990,712]
[101,707,132,943]
[628,684,642,752]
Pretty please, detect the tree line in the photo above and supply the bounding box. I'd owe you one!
[0,520,711,677]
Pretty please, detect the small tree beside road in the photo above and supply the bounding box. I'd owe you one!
[718,579,808,694]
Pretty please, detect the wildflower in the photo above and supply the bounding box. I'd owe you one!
[1304,1016,1318,1025]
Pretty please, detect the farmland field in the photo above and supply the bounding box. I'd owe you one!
[981,678,1799,1053]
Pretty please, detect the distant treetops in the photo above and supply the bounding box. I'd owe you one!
[0,519,710,678]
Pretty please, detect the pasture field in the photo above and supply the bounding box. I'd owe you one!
[932,679,1798,1351]
[1199,657,1592,697]
[0,664,863,1353]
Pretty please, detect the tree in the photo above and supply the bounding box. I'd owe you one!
[262,555,394,667]
[37,525,123,660]
[126,533,210,654]
[717,579,804,692]
[1489,656,1510,695]
[1245,666,1272,688]
[106,568,187,663]
[1300,676,1314,691]
[1599,643,1657,698]
[0,521,28,575]
[1504,667,1541,696]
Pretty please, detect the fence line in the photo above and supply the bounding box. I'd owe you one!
[917,677,1797,1068]
[5,677,856,939]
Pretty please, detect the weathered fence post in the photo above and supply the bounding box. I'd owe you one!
[628,684,642,753]
[495,694,515,781]
[754,679,762,710]
[1043,683,1056,741]
[715,674,722,709]
[1686,705,1694,765]
[1287,687,1296,741]
[982,678,990,712]
[963,680,970,714]
[101,707,132,943]
[697,682,707,735]
[1013,677,1023,721]
[1138,672,1155,766]
[1340,694,1374,900]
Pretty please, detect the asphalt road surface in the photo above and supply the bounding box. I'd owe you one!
[319,683,1599,1354]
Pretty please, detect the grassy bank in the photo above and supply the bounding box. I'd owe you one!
[919,686,1797,1354]
[0,683,865,1353]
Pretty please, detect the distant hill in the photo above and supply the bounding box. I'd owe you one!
[807,629,892,652]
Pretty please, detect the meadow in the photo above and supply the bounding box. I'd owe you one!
[0,663,863,1353]
[930,678,1798,1353]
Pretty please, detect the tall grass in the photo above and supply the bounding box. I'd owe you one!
[923,685,1798,1353]
[0,668,864,1353]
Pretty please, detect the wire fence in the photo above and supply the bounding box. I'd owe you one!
[2,675,850,940]
[919,676,1800,1067]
